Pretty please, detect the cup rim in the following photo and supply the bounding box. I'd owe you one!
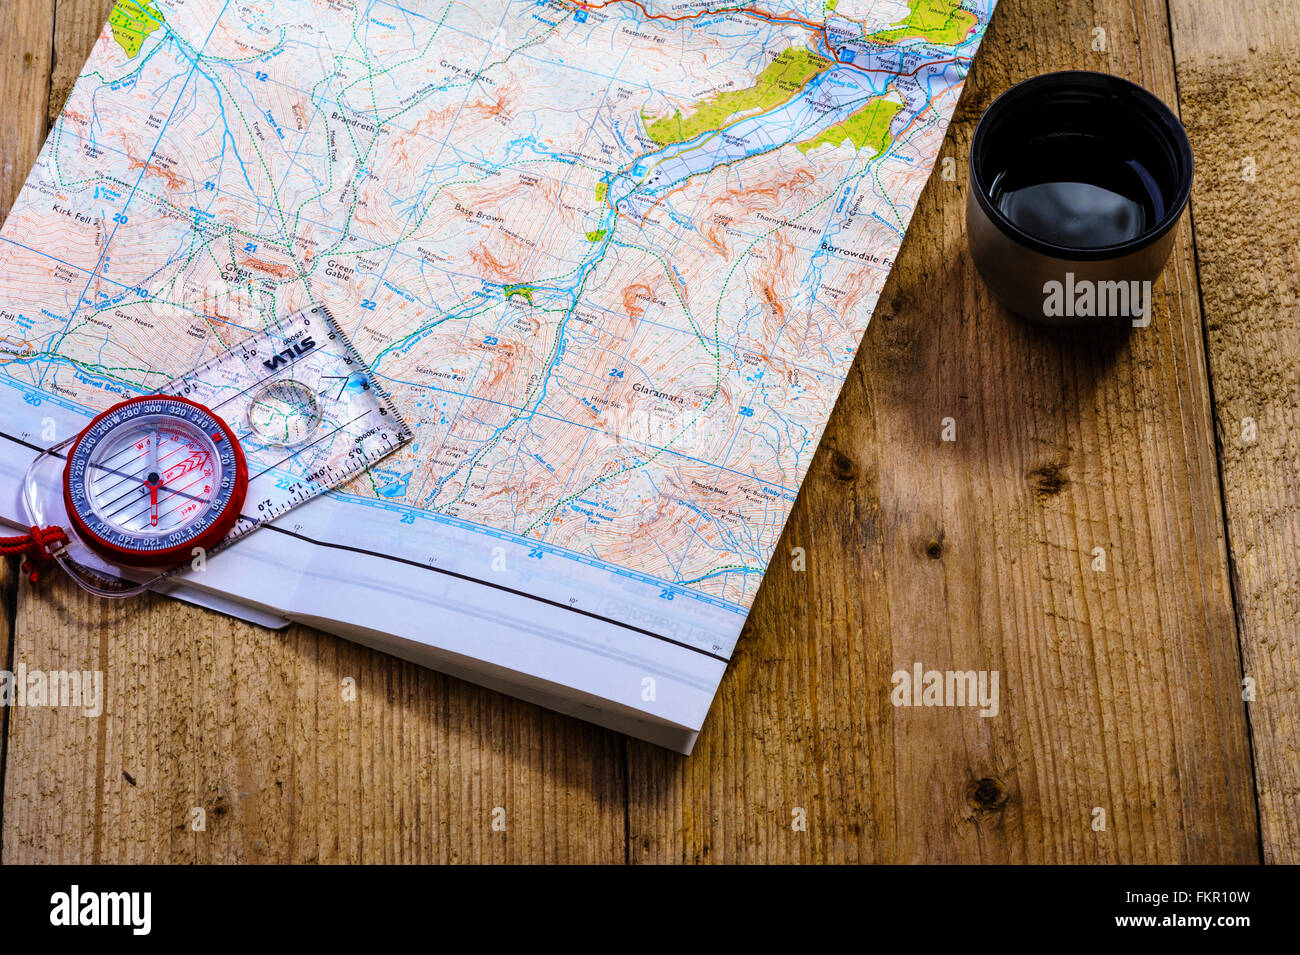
[969,70,1194,262]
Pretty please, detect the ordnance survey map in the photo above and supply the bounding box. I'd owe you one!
[0,0,995,749]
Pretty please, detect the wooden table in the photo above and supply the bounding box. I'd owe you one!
[1,0,1295,864]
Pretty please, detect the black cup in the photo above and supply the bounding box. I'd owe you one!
[967,71,1194,326]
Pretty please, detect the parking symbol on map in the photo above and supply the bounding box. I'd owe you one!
[633,164,646,176]
[841,49,857,64]
[575,10,587,22]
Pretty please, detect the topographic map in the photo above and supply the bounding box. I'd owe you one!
[0,0,994,736]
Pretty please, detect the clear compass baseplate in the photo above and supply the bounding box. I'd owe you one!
[22,305,410,597]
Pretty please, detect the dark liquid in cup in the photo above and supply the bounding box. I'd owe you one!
[988,137,1166,249]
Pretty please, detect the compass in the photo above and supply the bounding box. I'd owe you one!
[62,395,248,568]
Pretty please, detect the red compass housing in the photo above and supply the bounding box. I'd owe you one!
[62,395,248,568]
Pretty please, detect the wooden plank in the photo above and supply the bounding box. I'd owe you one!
[0,0,54,222]
[0,0,54,862]
[1169,0,1300,864]
[1,0,626,865]
[0,558,14,861]
[49,0,118,125]
[4,571,628,863]
[2,0,1270,865]
[0,562,10,704]
[628,0,1259,863]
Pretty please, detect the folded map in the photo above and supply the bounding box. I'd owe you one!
[0,0,996,751]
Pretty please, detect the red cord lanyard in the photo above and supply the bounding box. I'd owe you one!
[0,525,70,584]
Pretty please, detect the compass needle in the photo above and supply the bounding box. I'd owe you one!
[51,308,406,578]
[96,443,210,522]
[118,468,217,530]
[63,396,248,568]
[145,431,162,527]
[90,442,195,504]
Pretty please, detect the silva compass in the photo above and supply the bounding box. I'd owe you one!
[13,305,412,598]
[62,395,249,568]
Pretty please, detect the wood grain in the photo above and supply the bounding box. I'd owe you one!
[0,0,55,864]
[627,0,1258,864]
[3,570,628,863]
[1169,0,1300,863]
[0,0,54,222]
[0,0,1277,864]
[49,0,118,125]
[0,558,13,862]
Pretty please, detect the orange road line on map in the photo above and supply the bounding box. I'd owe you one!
[567,1,970,78]
[572,0,823,31]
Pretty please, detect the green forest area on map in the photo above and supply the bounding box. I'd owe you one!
[638,0,972,155]
[868,0,979,45]
[109,0,164,58]
[798,96,904,155]
[642,47,832,148]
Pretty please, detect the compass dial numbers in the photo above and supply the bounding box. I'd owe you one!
[84,420,220,536]
[63,396,248,567]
